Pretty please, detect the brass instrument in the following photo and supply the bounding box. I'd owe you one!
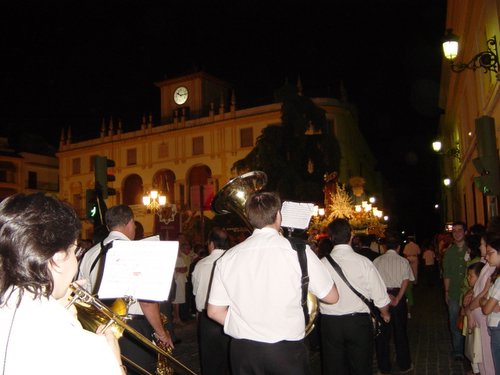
[67,283,197,375]
[153,313,174,375]
[211,170,319,336]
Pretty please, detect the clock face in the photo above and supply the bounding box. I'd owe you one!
[174,86,188,105]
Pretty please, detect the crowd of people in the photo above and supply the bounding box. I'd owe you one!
[2,191,500,375]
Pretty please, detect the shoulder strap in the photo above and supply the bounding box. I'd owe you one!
[90,241,113,295]
[287,237,309,323]
[325,254,371,307]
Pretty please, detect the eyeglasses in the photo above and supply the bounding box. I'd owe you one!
[72,243,85,259]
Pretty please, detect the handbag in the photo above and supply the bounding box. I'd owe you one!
[465,326,482,364]
[325,254,383,337]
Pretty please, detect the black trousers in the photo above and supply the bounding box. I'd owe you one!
[120,316,157,375]
[320,313,373,375]
[230,338,311,375]
[198,311,231,375]
[375,291,411,372]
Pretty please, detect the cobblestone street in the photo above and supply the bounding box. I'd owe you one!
[170,279,472,375]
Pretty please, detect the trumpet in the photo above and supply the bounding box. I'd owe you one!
[66,283,197,375]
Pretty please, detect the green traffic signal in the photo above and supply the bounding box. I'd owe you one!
[86,189,98,219]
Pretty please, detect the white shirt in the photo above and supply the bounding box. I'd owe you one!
[77,231,143,315]
[209,227,334,343]
[487,277,500,327]
[320,244,390,315]
[192,249,225,312]
[0,288,122,375]
[373,249,415,288]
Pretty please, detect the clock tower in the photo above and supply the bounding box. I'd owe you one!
[155,72,232,124]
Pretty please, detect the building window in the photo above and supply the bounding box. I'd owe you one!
[90,155,98,172]
[158,142,169,158]
[28,171,37,189]
[73,193,83,218]
[240,128,254,147]
[127,148,137,165]
[72,158,81,175]
[192,136,204,155]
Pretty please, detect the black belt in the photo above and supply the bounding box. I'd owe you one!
[335,312,369,317]
[130,314,147,320]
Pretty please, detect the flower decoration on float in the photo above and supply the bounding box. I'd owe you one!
[308,183,387,239]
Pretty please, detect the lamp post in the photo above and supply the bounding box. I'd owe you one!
[142,190,178,227]
[143,190,167,213]
[442,29,499,79]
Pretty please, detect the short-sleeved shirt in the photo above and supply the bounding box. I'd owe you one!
[320,244,390,315]
[192,249,225,312]
[373,249,415,288]
[208,227,334,343]
[487,277,500,328]
[442,243,467,302]
[0,289,122,375]
[77,231,143,315]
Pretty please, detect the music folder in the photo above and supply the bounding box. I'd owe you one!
[280,201,315,230]
[97,239,178,301]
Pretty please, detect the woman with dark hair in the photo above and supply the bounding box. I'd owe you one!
[0,193,124,375]
[465,231,498,375]
[481,232,500,374]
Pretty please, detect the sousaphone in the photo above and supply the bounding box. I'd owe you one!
[211,170,318,335]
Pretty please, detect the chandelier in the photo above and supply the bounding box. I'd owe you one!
[143,190,167,213]
[142,190,177,225]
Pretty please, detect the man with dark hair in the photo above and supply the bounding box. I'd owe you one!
[373,232,414,374]
[443,220,468,360]
[207,191,339,375]
[320,218,390,375]
[192,227,231,375]
[78,204,173,374]
[355,233,380,261]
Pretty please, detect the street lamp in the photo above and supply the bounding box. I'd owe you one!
[443,177,451,187]
[442,29,499,78]
[432,140,461,160]
[143,190,167,213]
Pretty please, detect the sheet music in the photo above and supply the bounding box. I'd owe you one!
[98,240,178,301]
[280,201,315,229]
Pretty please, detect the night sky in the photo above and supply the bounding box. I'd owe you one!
[1,1,447,241]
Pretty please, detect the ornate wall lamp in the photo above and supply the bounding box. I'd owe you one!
[432,140,461,160]
[442,29,499,78]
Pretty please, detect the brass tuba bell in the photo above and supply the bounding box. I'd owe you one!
[211,170,318,335]
[211,170,267,231]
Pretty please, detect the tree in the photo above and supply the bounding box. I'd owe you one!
[233,82,341,204]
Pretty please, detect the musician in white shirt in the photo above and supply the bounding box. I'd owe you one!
[208,191,339,375]
[320,218,390,375]
[0,193,125,375]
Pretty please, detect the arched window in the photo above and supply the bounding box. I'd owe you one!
[122,174,144,205]
[188,165,213,210]
[152,169,176,204]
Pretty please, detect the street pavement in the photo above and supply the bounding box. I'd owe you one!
[170,278,473,375]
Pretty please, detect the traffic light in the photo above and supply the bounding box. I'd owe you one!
[94,156,116,199]
[473,116,500,196]
[86,189,98,219]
